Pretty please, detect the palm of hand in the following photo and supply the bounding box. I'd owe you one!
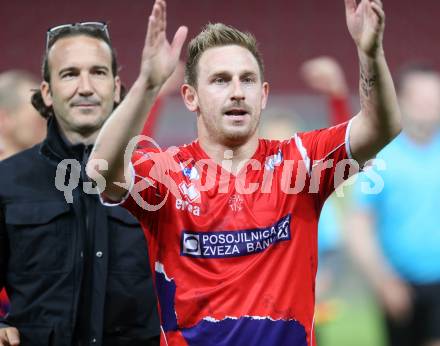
[347,1,383,57]
[139,0,187,90]
[141,33,177,88]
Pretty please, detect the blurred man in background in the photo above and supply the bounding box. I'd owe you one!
[348,65,440,346]
[301,56,351,127]
[300,56,352,345]
[0,70,47,320]
[0,70,46,161]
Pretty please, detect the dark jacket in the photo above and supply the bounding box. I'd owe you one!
[0,118,159,346]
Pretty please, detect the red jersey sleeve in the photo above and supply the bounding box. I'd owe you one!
[120,147,182,221]
[295,120,353,207]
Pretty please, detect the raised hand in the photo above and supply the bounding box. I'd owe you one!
[300,56,348,97]
[140,0,188,89]
[344,0,385,57]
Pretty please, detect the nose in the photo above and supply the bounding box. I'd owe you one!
[78,72,93,96]
[230,78,245,102]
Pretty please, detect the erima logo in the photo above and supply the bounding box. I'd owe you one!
[179,182,200,202]
[180,214,291,258]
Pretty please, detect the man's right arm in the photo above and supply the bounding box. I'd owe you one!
[86,0,187,202]
[346,207,413,322]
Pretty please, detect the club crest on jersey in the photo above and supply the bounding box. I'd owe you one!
[228,194,244,212]
[180,162,200,180]
[264,150,283,171]
[180,214,291,258]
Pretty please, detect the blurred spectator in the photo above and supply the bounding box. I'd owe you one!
[300,56,353,344]
[348,64,440,346]
[0,70,46,160]
[141,60,185,139]
[0,70,47,318]
[301,56,350,126]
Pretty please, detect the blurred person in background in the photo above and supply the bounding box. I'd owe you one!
[301,56,353,345]
[348,64,440,346]
[0,24,160,346]
[0,70,46,160]
[140,60,184,139]
[301,56,351,127]
[0,70,46,320]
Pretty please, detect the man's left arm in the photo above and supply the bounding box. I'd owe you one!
[345,0,401,165]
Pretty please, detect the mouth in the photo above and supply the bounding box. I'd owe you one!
[73,104,99,108]
[224,109,249,117]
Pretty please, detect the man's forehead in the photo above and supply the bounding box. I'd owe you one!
[48,35,112,69]
[198,45,260,76]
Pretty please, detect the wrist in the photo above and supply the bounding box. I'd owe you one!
[133,77,162,94]
[357,46,385,61]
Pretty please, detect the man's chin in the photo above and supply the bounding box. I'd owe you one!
[71,119,105,136]
[221,128,255,145]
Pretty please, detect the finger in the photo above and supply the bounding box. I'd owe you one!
[6,328,20,346]
[154,0,165,33]
[160,0,167,33]
[0,330,10,346]
[170,26,188,59]
[145,14,156,47]
[360,0,370,12]
[344,0,357,14]
[145,0,160,46]
[370,2,385,25]
[151,2,162,41]
[370,0,383,9]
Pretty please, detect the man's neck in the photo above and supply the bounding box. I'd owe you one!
[60,128,98,146]
[403,123,439,146]
[198,135,259,175]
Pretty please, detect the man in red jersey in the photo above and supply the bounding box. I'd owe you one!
[87,0,401,345]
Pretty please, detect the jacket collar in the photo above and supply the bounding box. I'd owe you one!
[40,116,93,165]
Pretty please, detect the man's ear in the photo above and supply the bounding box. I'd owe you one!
[261,82,270,110]
[40,81,53,107]
[114,76,121,103]
[181,84,199,112]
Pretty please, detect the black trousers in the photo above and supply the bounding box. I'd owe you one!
[385,282,440,346]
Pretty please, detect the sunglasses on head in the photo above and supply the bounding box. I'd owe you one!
[46,21,109,51]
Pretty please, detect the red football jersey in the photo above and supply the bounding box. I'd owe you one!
[116,121,352,346]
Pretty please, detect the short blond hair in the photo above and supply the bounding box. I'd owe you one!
[185,23,265,87]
